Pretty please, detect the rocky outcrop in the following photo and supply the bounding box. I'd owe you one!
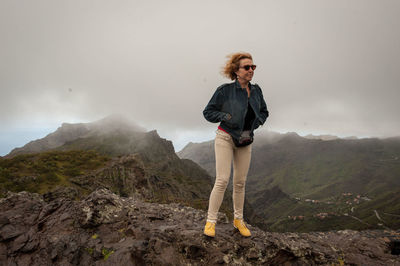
[0,189,399,265]
[66,154,214,207]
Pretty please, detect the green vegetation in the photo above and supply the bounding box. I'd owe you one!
[0,150,110,197]
[85,247,94,255]
[251,188,400,232]
[101,248,114,260]
[243,137,400,232]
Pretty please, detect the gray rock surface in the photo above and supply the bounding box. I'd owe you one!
[0,189,399,265]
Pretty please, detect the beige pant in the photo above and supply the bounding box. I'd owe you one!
[207,129,252,223]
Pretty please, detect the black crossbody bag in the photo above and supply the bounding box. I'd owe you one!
[232,130,253,147]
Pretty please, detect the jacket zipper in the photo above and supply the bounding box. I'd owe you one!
[240,89,249,137]
[244,88,259,134]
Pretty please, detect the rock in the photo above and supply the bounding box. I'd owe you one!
[78,189,124,228]
[9,233,28,253]
[0,215,10,226]
[0,189,398,265]
[43,186,79,202]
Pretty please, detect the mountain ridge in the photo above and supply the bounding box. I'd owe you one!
[177,131,400,232]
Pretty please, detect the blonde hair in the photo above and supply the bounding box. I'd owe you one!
[221,52,253,80]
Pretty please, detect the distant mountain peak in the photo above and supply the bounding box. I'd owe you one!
[284,132,301,137]
[6,115,146,158]
[303,134,360,141]
[89,114,146,133]
[304,134,339,141]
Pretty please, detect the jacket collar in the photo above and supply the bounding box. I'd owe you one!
[235,79,254,90]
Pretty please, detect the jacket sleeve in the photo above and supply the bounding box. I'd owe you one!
[257,86,269,125]
[203,87,230,123]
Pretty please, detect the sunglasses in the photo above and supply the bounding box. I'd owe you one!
[240,65,257,71]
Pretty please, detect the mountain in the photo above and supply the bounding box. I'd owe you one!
[303,133,359,141]
[303,134,339,141]
[1,188,398,265]
[177,130,285,177]
[178,131,400,232]
[1,120,400,264]
[5,114,146,158]
[0,116,264,225]
[177,141,215,176]
[1,116,207,206]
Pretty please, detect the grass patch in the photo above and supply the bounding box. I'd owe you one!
[0,150,110,196]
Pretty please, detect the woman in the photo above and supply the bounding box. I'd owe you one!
[203,52,269,237]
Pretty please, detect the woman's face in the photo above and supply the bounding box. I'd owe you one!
[235,58,254,83]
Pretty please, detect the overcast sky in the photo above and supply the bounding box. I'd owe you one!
[1,0,399,155]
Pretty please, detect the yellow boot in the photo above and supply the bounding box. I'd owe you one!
[204,221,216,237]
[233,219,251,237]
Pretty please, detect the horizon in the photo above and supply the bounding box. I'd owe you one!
[1,115,395,157]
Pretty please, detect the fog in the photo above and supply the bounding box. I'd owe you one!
[1,0,400,155]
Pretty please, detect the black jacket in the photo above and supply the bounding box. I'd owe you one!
[203,80,269,140]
